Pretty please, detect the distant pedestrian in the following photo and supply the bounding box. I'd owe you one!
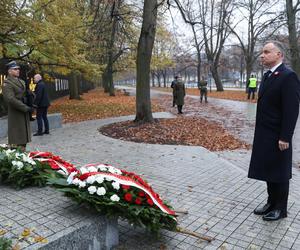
[247,74,257,100]
[171,76,178,107]
[2,61,32,151]
[248,41,300,221]
[198,77,208,103]
[33,74,50,136]
[174,76,185,114]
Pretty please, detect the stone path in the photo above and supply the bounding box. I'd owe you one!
[1,88,300,249]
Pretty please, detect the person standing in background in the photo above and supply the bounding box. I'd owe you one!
[2,61,32,151]
[198,76,208,103]
[174,76,185,114]
[33,74,50,136]
[247,74,257,100]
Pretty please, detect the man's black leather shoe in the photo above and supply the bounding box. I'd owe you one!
[253,203,272,215]
[262,210,287,221]
[44,131,49,134]
[33,133,43,136]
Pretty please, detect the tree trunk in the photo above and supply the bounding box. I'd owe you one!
[151,71,155,87]
[135,0,158,123]
[286,0,300,75]
[157,73,161,87]
[197,61,201,85]
[163,69,167,87]
[69,72,81,100]
[106,1,120,96]
[211,64,223,91]
[102,70,110,93]
[245,59,254,91]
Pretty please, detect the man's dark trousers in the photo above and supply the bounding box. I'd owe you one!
[36,107,49,134]
[267,182,289,214]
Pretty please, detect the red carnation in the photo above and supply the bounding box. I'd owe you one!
[135,197,142,205]
[122,185,130,190]
[124,193,132,202]
[138,191,145,197]
[147,199,154,206]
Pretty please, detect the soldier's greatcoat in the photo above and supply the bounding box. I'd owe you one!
[2,76,31,145]
[174,81,185,106]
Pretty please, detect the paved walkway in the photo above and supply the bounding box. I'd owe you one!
[1,89,300,249]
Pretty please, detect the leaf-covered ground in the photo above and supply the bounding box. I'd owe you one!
[100,117,250,151]
[49,89,163,123]
[49,88,250,151]
[153,87,257,103]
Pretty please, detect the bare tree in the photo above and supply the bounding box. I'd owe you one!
[135,0,158,122]
[286,0,300,75]
[227,0,282,86]
[173,0,234,91]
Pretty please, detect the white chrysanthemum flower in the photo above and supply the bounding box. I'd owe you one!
[5,149,15,156]
[96,187,106,196]
[88,186,97,194]
[105,176,113,182]
[107,166,115,173]
[12,160,24,170]
[95,176,104,184]
[86,175,96,184]
[97,164,107,171]
[114,169,122,175]
[88,166,97,173]
[110,194,120,202]
[80,167,89,174]
[79,181,86,188]
[72,178,80,185]
[22,154,36,165]
[112,181,120,190]
[15,153,21,159]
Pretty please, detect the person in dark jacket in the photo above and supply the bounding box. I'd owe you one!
[248,41,300,221]
[33,74,50,136]
[174,76,185,114]
[2,61,32,151]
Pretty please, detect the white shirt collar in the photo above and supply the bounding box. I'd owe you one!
[269,62,283,73]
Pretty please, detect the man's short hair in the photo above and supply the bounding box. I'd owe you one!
[265,40,285,56]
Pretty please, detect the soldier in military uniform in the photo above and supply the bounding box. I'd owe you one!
[2,61,33,151]
[198,76,208,103]
[174,76,185,114]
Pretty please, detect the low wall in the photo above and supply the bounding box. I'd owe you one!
[0,186,119,250]
[0,113,62,138]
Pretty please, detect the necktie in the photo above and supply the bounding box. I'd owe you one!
[259,70,272,97]
[263,70,272,81]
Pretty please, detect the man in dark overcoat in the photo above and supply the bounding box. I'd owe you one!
[33,74,50,136]
[2,61,32,150]
[174,76,185,114]
[248,41,300,221]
